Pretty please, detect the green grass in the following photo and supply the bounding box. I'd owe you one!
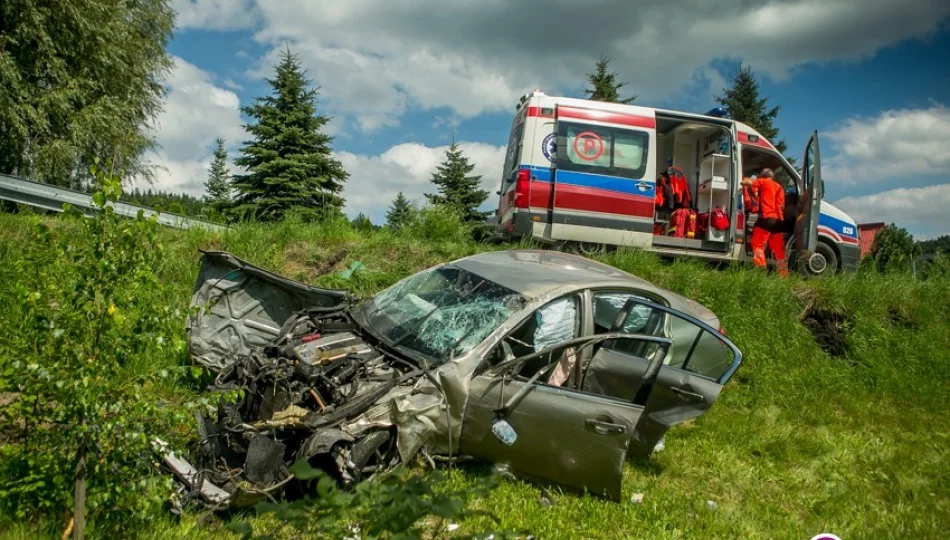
[1,212,948,539]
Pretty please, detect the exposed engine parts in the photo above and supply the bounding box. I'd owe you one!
[164,309,419,510]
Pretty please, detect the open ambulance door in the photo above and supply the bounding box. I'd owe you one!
[797,131,824,256]
[553,106,656,251]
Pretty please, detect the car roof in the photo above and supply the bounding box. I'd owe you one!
[451,250,720,326]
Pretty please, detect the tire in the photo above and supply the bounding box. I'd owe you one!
[794,240,838,277]
[348,430,397,483]
[568,241,607,257]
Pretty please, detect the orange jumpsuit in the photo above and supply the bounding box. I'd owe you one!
[749,177,788,277]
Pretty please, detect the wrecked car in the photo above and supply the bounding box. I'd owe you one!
[171,249,742,506]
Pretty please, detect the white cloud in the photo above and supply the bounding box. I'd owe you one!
[173,0,258,31]
[337,142,506,222]
[136,57,245,195]
[232,0,950,125]
[823,105,950,185]
[833,182,950,236]
[143,154,212,197]
[223,78,244,90]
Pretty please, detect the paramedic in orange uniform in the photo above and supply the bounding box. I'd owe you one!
[741,168,788,277]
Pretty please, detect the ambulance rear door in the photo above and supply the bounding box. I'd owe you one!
[798,131,824,254]
[552,105,656,248]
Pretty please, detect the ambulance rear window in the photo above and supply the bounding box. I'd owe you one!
[557,123,648,180]
[502,122,525,180]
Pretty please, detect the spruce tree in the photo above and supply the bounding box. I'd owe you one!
[204,138,232,215]
[583,55,636,104]
[351,212,374,233]
[386,192,414,230]
[716,65,789,156]
[231,48,348,221]
[425,143,489,224]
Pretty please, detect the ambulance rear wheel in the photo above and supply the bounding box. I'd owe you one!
[571,242,608,257]
[806,242,838,277]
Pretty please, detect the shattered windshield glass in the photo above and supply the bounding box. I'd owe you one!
[363,265,526,361]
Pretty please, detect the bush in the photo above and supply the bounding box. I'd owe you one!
[402,204,472,244]
[0,166,192,538]
[229,462,520,540]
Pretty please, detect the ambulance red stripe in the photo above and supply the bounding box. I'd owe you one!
[555,107,656,129]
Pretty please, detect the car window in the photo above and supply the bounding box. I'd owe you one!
[487,295,581,380]
[363,265,526,360]
[666,314,734,380]
[590,292,734,381]
[591,292,667,358]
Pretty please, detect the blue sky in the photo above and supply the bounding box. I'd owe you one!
[148,1,950,238]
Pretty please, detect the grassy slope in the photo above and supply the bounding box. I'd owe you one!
[1,212,948,539]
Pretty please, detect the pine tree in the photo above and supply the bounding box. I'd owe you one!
[425,143,489,224]
[351,212,374,233]
[716,65,789,157]
[231,48,348,222]
[386,192,415,230]
[583,55,636,104]
[204,138,232,215]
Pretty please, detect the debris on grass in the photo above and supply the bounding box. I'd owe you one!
[706,500,718,511]
[630,493,644,504]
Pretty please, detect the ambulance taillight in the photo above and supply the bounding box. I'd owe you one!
[514,169,531,209]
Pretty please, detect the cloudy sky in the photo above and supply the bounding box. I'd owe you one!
[148,0,950,238]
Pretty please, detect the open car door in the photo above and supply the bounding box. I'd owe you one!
[583,296,742,457]
[795,131,824,256]
[459,334,672,501]
[187,251,348,371]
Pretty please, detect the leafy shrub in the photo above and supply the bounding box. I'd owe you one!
[0,166,192,538]
[402,204,472,244]
[229,461,521,540]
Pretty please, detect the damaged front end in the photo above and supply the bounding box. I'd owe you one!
[165,252,434,510]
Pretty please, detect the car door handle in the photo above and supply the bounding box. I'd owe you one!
[586,419,626,435]
[671,387,705,401]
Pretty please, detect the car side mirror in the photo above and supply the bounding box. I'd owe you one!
[491,418,518,446]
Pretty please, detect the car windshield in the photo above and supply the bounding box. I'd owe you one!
[362,265,526,361]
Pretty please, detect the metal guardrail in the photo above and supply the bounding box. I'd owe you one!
[0,173,226,232]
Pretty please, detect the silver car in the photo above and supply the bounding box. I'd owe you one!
[179,249,742,504]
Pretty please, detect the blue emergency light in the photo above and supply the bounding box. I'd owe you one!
[705,107,730,119]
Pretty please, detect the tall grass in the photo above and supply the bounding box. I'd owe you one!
[1,211,948,539]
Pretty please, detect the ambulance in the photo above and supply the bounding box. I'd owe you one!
[494,90,860,275]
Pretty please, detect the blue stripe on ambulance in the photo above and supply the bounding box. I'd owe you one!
[818,212,858,239]
[516,165,655,197]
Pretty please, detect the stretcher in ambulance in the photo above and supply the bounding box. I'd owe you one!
[494,91,860,275]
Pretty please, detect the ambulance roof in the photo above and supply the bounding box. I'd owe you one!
[523,92,777,152]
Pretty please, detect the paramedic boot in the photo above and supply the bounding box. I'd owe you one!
[752,248,767,268]
[776,257,789,278]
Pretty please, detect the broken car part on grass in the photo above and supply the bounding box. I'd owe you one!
[164,250,742,508]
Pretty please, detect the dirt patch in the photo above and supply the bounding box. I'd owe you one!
[795,287,854,358]
[282,242,349,282]
[311,249,348,278]
[801,307,854,358]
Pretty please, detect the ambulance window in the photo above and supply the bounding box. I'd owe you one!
[558,123,648,180]
[503,122,525,180]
